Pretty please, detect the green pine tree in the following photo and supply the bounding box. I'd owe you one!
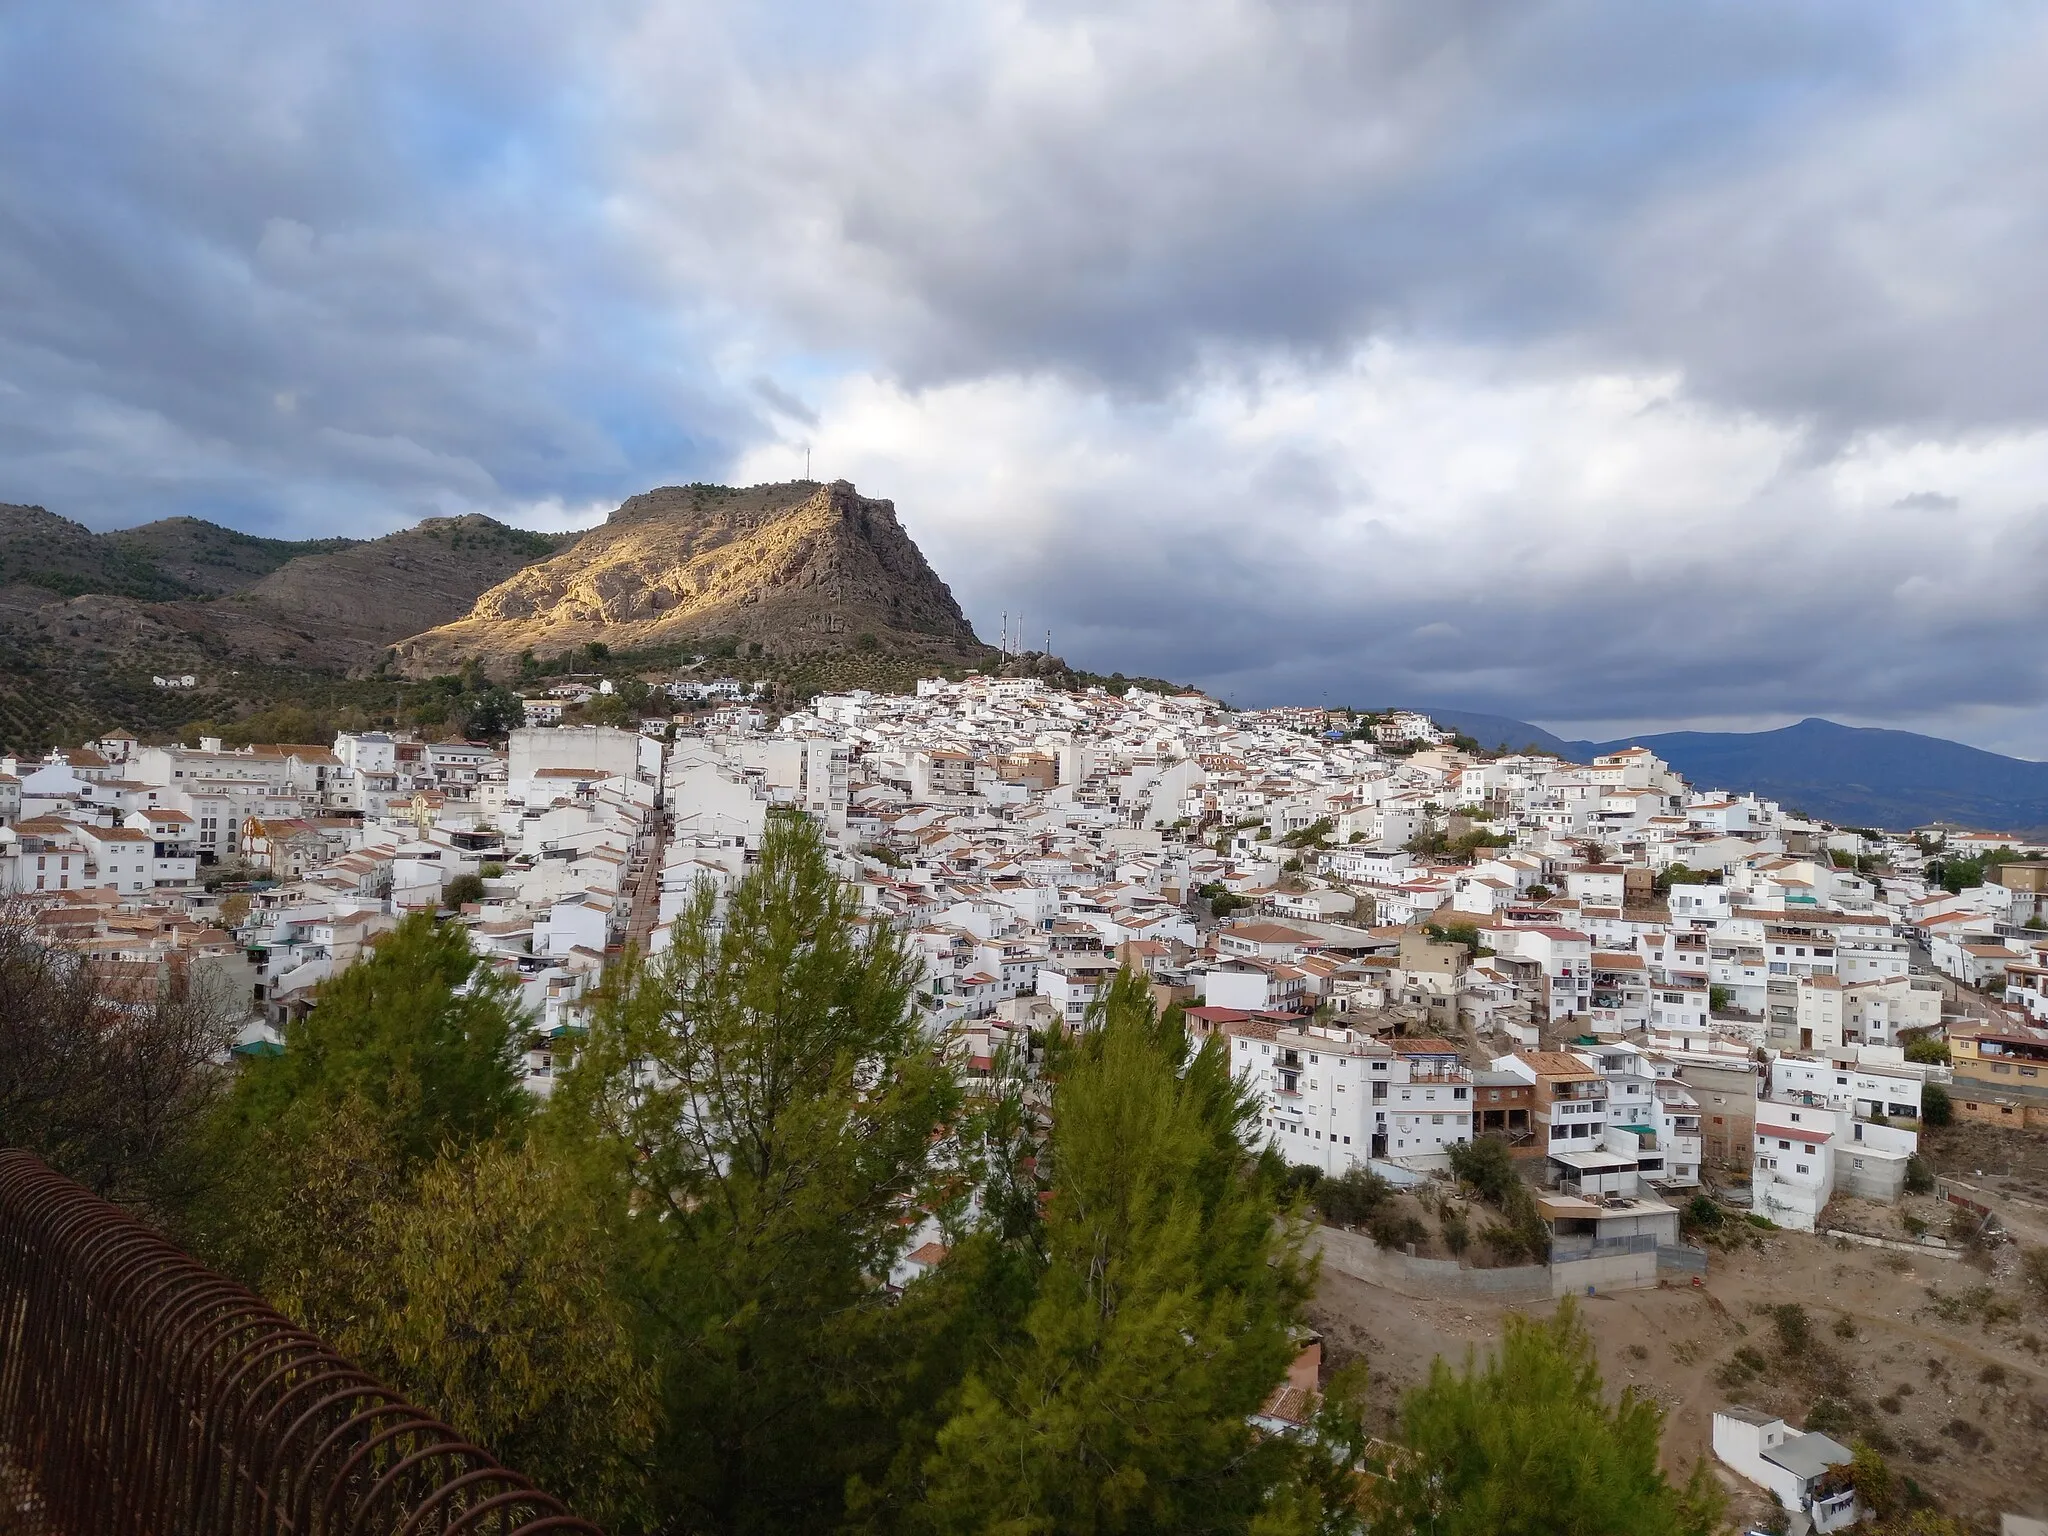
[184,910,530,1279]
[1369,1300,1724,1536]
[916,970,1349,1536]
[208,909,529,1170]
[551,812,965,1535]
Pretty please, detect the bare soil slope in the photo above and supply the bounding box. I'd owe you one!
[1310,1223,2048,1531]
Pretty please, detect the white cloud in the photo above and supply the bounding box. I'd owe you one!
[734,343,2048,745]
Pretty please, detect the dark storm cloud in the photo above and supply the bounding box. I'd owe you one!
[0,1,740,533]
[4,2,2048,746]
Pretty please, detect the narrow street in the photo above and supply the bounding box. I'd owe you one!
[624,807,669,954]
[622,739,671,956]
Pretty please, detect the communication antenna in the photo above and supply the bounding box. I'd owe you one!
[1001,611,1008,656]
[805,445,811,481]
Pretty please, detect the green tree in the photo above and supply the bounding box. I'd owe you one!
[204,912,528,1174]
[347,1139,660,1530]
[1920,1082,1952,1127]
[464,684,526,738]
[553,813,963,1535]
[1279,817,1336,850]
[1447,1135,1519,1205]
[918,971,1355,1535]
[1370,1301,1723,1536]
[1903,1035,1950,1065]
[1654,864,1715,893]
[443,872,486,907]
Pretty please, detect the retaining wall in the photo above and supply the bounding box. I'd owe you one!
[1311,1225,1701,1298]
[1309,1226,1552,1300]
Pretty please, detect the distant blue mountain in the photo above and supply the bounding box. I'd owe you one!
[1421,711,2048,835]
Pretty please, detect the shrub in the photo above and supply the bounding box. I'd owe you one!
[1921,1082,1953,1127]
[1805,1396,1855,1436]
[1941,1417,1986,1451]
[1833,1313,1858,1340]
[2024,1248,2048,1306]
[1447,1135,1519,1206]
[1441,1211,1470,1256]
[443,873,486,907]
[1683,1193,1724,1231]
[1770,1303,1813,1356]
[1905,1154,1935,1195]
[1310,1167,1394,1227]
[1367,1209,1428,1251]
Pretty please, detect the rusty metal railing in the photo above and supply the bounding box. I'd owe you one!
[0,1150,602,1535]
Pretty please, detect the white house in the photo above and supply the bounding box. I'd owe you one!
[1751,1098,1838,1231]
[1226,1019,1473,1173]
[1036,956,1119,1027]
[1711,1408,1860,1532]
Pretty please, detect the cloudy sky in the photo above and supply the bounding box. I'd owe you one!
[4,3,2046,751]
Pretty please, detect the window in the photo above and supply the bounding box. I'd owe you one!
[1778,1139,1791,1150]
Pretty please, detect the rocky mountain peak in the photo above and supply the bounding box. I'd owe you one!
[395,479,982,674]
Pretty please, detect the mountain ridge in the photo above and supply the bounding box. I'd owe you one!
[1422,709,2048,834]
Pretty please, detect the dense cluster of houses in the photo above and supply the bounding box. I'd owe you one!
[6,679,2046,1237]
[675,679,2048,1242]
[0,725,663,1087]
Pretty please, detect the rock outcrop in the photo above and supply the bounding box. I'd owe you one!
[394,481,982,674]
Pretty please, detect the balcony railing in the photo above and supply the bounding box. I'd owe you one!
[0,1151,598,1536]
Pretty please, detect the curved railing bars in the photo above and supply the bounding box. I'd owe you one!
[0,1150,603,1535]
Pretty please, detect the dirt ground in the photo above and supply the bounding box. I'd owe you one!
[1311,1204,2048,1532]
[1924,1121,2048,1204]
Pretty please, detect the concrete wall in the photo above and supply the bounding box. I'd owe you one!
[1949,1092,2048,1131]
[1550,1249,1659,1295]
[509,726,642,784]
[1309,1226,1551,1301]
[1312,1224,1684,1299]
[1837,1149,1908,1202]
